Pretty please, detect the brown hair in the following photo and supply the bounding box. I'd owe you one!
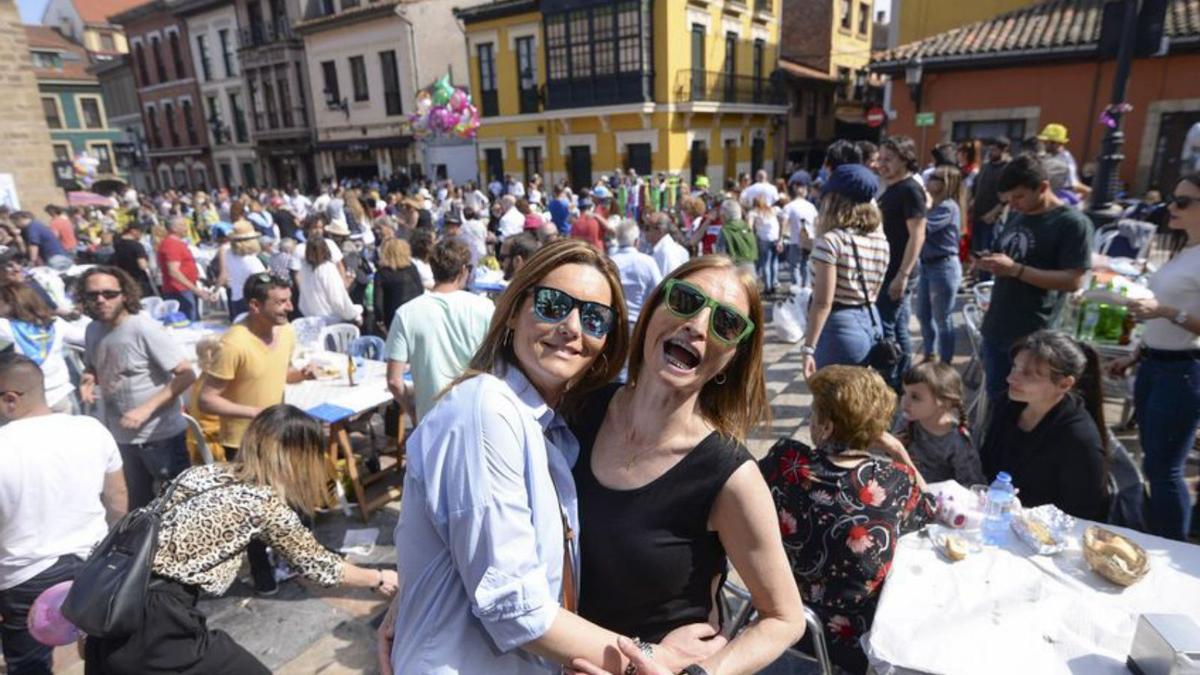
[77,265,142,314]
[304,234,332,267]
[817,191,882,236]
[378,238,412,270]
[428,239,471,283]
[928,164,968,225]
[902,360,965,423]
[452,239,628,411]
[627,255,769,440]
[231,404,331,515]
[0,282,54,326]
[809,365,895,450]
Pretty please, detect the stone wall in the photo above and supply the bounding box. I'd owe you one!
[0,0,61,211]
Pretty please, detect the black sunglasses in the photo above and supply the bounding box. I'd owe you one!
[662,279,755,345]
[83,289,123,301]
[1170,195,1198,210]
[531,286,616,338]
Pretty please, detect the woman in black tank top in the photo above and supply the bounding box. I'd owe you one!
[568,256,805,675]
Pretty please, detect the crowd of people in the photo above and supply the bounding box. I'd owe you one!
[0,120,1197,675]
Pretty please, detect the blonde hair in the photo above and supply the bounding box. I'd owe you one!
[378,238,412,270]
[231,229,262,256]
[816,192,882,237]
[809,365,895,450]
[928,165,967,222]
[195,335,222,371]
[231,405,331,515]
[627,256,770,440]
[450,239,628,412]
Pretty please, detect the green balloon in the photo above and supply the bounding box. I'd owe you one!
[431,75,454,106]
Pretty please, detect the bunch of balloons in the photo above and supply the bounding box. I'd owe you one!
[409,74,481,141]
[73,153,99,188]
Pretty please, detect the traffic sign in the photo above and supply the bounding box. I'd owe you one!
[866,107,886,128]
[915,112,936,127]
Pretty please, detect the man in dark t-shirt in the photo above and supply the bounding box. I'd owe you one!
[969,137,1011,256]
[875,137,927,388]
[978,155,1092,402]
[112,223,155,298]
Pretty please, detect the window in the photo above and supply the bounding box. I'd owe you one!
[543,2,649,108]
[241,161,257,188]
[690,140,708,182]
[349,55,368,102]
[135,43,149,84]
[755,0,771,11]
[247,79,260,131]
[206,95,221,141]
[159,167,172,188]
[593,5,614,75]
[220,163,233,188]
[229,91,248,142]
[294,62,307,125]
[545,16,567,80]
[616,1,641,73]
[626,142,651,176]
[321,60,340,105]
[263,79,278,128]
[163,101,179,145]
[218,29,235,77]
[752,39,765,102]
[175,167,189,189]
[151,36,167,82]
[90,143,113,173]
[182,100,198,144]
[840,0,852,30]
[169,32,185,79]
[196,34,211,81]
[276,73,293,127]
[951,119,1027,144]
[691,24,705,71]
[146,106,161,146]
[42,96,62,129]
[31,50,62,69]
[484,148,504,183]
[751,136,765,176]
[859,2,870,34]
[516,36,538,114]
[568,11,591,78]
[476,43,497,117]
[522,146,542,185]
[52,143,72,161]
[80,97,104,129]
[723,32,736,102]
[837,66,850,99]
[100,32,116,52]
[379,50,402,116]
[193,166,208,190]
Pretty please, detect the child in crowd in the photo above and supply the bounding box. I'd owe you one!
[186,335,224,464]
[897,361,985,485]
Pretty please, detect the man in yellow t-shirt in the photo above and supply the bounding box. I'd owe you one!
[199,273,315,454]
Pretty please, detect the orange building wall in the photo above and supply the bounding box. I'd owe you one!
[886,52,1200,190]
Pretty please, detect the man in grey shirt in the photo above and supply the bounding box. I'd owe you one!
[79,266,196,508]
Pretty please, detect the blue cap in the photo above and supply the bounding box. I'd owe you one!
[823,164,879,204]
[788,170,813,187]
[578,197,594,210]
[593,185,611,199]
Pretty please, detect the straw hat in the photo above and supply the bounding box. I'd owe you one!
[229,220,259,241]
[325,220,351,237]
[1038,123,1070,144]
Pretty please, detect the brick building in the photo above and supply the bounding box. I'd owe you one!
[0,1,60,212]
[111,0,215,191]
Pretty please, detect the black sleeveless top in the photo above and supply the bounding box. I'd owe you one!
[570,384,754,642]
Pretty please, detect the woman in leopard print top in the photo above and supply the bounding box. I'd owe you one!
[85,405,399,674]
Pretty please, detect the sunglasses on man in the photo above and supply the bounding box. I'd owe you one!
[82,290,123,301]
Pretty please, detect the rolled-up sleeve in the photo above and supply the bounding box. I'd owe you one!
[440,394,558,652]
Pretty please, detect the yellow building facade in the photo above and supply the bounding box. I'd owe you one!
[830,0,874,125]
[893,0,1032,45]
[457,0,790,191]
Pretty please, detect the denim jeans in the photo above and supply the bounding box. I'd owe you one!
[874,277,915,389]
[916,256,962,362]
[164,290,198,322]
[757,238,780,292]
[784,244,810,288]
[980,334,1014,404]
[1136,355,1200,541]
[118,430,190,509]
[0,555,82,675]
[815,305,879,369]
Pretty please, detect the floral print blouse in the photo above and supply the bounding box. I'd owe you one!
[758,438,934,649]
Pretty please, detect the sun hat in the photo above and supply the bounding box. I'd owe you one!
[325,220,351,237]
[1038,123,1070,145]
[229,220,260,241]
[823,164,880,205]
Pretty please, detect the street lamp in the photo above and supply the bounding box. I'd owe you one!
[905,56,923,110]
[854,69,867,101]
[324,89,349,119]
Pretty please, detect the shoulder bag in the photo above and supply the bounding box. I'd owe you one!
[848,236,902,375]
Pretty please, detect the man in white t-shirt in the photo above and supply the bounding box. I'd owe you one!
[782,171,819,288]
[498,195,525,240]
[738,169,780,210]
[644,211,689,276]
[0,353,127,674]
[385,239,493,422]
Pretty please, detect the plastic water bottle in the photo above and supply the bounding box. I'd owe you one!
[981,472,1015,546]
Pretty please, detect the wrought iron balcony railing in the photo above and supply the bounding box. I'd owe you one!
[675,69,787,106]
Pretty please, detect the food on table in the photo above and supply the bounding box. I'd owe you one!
[318,364,341,379]
[944,534,969,561]
[1024,517,1056,547]
[1082,526,1149,586]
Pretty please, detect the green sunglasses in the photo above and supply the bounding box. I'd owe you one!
[661,279,755,345]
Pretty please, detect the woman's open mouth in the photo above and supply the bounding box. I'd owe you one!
[663,336,701,372]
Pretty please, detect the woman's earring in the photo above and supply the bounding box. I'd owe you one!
[503,329,513,347]
[714,372,727,385]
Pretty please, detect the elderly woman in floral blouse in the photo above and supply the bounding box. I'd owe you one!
[759,365,933,674]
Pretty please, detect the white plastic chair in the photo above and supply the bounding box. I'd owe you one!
[970,281,993,312]
[198,287,227,319]
[140,297,163,317]
[152,299,180,320]
[182,413,215,465]
[291,316,326,349]
[723,580,833,675]
[320,323,361,354]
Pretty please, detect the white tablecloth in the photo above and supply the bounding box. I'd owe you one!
[284,358,392,417]
[866,516,1200,674]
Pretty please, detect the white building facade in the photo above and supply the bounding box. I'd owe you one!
[176,0,256,189]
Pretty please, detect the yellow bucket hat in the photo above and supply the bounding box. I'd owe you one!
[1038,123,1070,144]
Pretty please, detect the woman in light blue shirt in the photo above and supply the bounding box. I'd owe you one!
[379,240,721,674]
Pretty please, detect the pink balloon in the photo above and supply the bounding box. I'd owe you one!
[449,89,469,113]
[29,581,78,646]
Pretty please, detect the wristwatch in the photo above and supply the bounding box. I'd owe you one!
[799,344,816,357]
[680,666,710,675]
[1173,309,1190,326]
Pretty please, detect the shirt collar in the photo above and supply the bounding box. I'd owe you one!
[499,362,556,430]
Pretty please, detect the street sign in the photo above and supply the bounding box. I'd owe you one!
[915,112,936,127]
[866,107,886,128]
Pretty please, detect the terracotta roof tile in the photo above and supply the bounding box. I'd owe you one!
[76,0,151,26]
[874,0,1200,68]
[23,25,96,82]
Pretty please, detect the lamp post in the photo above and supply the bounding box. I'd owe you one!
[1089,0,1139,226]
[906,56,926,156]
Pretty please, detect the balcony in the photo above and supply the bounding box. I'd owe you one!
[544,72,653,111]
[675,69,787,106]
[238,20,296,50]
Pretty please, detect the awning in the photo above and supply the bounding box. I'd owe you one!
[776,59,837,83]
[67,191,117,207]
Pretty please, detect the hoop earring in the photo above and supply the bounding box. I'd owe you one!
[502,329,513,347]
[714,372,727,385]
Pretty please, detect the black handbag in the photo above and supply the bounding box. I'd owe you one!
[848,237,902,374]
[62,474,221,638]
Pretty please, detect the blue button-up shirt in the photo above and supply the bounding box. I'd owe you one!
[391,365,579,674]
[610,245,663,325]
